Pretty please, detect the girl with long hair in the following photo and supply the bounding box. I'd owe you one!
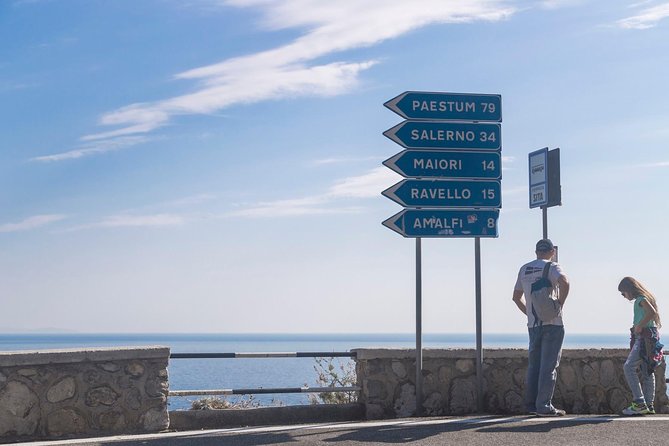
[618,276,663,415]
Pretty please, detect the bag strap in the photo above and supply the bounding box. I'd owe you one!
[541,262,552,279]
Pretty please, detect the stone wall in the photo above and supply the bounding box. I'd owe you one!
[353,348,668,418]
[0,346,170,442]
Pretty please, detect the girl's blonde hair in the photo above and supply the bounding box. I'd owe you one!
[618,276,661,328]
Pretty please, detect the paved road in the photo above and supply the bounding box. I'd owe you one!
[18,415,669,446]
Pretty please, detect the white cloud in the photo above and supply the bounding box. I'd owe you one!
[309,156,382,166]
[72,1,515,155]
[0,80,39,92]
[616,2,669,29]
[161,194,217,208]
[97,214,186,227]
[227,196,363,218]
[66,213,187,231]
[30,136,150,162]
[624,160,669,168]
[327,166,399,199]
[502,155,515,171]
[227,167,398,218]
[0,214,66,233]
[538,0,586,9]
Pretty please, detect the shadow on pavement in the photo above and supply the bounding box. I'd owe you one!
[96,431,299,446]
[92,416,617,445]
[316,417,522,443]
[316,417,615,443]
[475,417,614,434]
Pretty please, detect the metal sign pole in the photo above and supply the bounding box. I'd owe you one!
[474,237,483,412]
[542,206,548,239]
[415,237,423,416]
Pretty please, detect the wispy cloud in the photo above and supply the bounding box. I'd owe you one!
[625,160,669,168]
[160,194,217,208]
[96,213,186,227]
[13,0,56,5]
[502,155,515,171]
[0,214,66,233]
[30,136,150,162]
[327,166,398,199]
[66,213,187,231]
[0,80,39,93]
[538,0,587,9]
[51,1,515,160]
[227,196,363,218]
[309,156,383,166]
[228,166,398,217]
[616,1,669,29]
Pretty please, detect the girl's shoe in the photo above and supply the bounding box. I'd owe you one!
[622,402,651,415]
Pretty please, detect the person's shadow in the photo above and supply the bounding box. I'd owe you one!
[475,416,613,434]
[320,416,615,443]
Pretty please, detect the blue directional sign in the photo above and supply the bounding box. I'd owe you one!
[383,150,501,179]
[383,209,499,238]
[382,179,501,208]
[384,91,502,122]
[384,121,501,150]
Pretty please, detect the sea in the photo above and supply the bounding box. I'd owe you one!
[0,332,633,410]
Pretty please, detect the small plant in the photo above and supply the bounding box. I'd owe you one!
[190,395,265,410]
[307,357,358,404]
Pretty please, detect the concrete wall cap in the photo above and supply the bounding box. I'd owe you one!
[351,348,632,361]
[0,346,170,367]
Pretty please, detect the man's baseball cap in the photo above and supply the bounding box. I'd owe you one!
[536,239,555,251]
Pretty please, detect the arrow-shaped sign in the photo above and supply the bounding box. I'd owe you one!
[383,150,501,179]
[383,121,501,150]
[384,91,502,122]
[383,209,499,238]
[382,179,501,208]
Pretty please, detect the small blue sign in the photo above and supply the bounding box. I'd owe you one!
[384,91,502,122]
[384,121,501,150]
[383,150,501,179]
[382,179,501,209]
[383,209,499,238]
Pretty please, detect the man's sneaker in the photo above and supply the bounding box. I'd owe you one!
[622,402,651,416]
[536,408,566,417]
[647,404,656,415]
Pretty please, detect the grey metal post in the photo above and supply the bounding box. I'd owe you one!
[474,237,483,412]
[415,237,423,416]
[542,206,548,239]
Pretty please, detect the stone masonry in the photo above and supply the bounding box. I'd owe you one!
[0,346,170,442]
[353,348,668,418]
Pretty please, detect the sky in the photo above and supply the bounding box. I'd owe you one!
[1,0,668,335]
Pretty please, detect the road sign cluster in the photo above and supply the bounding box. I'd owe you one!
[381,91,502,238]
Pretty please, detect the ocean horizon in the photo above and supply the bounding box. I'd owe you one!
[0,332,638,410]
[0,331,633,347]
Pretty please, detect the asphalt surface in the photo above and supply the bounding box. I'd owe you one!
[17,415,669,446]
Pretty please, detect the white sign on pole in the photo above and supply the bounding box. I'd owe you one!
[528,147,548,208]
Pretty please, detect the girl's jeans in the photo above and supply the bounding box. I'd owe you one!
[624,336,655,406]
